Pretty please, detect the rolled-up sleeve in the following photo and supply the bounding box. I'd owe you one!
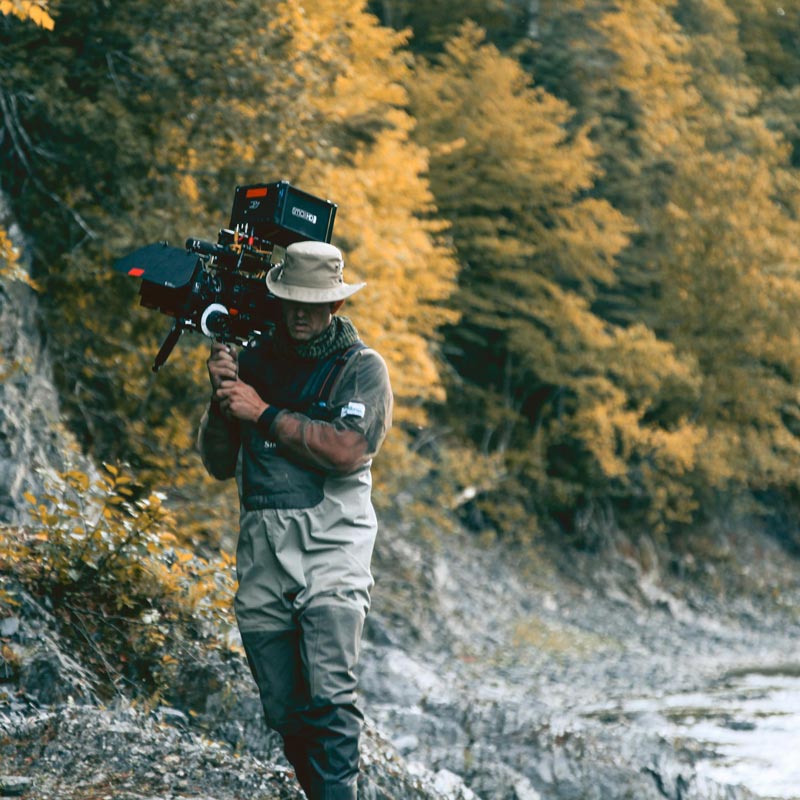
[270,349,393,475]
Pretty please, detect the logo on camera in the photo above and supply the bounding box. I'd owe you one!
[292,206,317,225]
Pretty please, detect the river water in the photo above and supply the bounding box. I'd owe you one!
[619,670,800,799]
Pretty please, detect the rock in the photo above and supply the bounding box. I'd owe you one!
[511,776,542,800]
[432,768,478,799]
[358,647,452,708]
[391,732,419,755]
[16,625,97,705]
[155,706,190,729]
[0,776,32,797]
[0,191,94,525]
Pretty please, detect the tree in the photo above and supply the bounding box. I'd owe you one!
[366,0,531,54]
[408,23,708,536]
[267,0,460,423]
[535,0,800,527]
[0,0,52,287]
[0,0,53,29]
[719,0,800,166]
[653,0,800,500]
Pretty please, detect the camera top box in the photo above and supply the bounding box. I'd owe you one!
[229,181,337,247]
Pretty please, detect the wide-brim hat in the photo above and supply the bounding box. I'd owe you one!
[266,240,365,302]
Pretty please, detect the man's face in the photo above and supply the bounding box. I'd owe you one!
[281,300,333,342]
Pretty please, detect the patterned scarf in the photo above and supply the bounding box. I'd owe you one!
[269,315,361,361]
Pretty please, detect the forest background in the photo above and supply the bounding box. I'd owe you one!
[5,0,800,561]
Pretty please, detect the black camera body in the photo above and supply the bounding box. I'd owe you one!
[114,181,337,371]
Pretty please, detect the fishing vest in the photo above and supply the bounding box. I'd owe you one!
[237,341,366,510]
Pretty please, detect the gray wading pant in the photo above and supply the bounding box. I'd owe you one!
[241,604,364,800]
[235,504,376,800]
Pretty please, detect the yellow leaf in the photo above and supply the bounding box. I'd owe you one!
[65,470,90,491]
[29,5,55,30]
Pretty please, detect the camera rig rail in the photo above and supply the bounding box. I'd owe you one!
[114,181,337,371]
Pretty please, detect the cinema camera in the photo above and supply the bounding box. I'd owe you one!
[114,181,337,371]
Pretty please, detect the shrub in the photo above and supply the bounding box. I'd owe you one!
[0,465,238,703]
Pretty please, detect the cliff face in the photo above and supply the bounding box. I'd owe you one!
[0,192,70,524]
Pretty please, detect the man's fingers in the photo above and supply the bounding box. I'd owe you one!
[209,344,237,370]
[208,347,238,392]
[215,380,240,400]
[209,357,236,372]
[211,341,233,355]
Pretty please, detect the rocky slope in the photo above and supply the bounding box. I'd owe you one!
[361,522,800,800]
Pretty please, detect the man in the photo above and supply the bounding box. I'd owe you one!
[198,240,393,800]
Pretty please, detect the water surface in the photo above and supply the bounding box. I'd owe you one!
[620,670,800,799]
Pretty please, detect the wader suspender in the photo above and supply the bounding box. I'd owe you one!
[304,342,367,419]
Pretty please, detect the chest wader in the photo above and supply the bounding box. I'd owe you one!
[242,600,364,800]
[239,344,367,800]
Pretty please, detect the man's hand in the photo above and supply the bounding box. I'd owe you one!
[207,342,238,392]
[216,379,269,423]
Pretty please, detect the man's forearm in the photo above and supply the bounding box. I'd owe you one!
[270,411,371,475]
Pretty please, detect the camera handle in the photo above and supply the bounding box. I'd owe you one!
[151,304,233,372]
[152,320,186,372]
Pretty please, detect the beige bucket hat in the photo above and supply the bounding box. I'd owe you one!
[266,241,365,302]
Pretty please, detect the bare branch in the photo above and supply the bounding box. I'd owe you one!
[106,52,124,97]
[0,88,97,243]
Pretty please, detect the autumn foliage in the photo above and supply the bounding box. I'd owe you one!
[4,0,800,550]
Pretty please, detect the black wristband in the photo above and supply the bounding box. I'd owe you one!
[256,406,281,440]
